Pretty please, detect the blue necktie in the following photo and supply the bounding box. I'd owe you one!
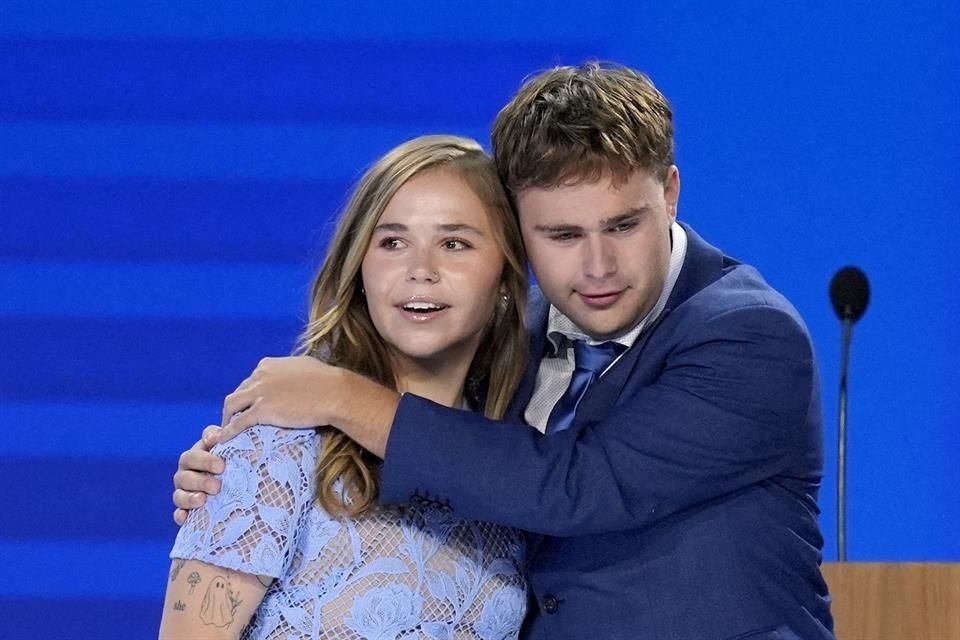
[545,339,627,434]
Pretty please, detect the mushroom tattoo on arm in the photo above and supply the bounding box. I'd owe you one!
[187,571,201,594]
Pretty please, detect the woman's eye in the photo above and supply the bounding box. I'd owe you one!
[380,238,404,249]
[443,239,470,250]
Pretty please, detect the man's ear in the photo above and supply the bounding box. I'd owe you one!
[664,165,680,220]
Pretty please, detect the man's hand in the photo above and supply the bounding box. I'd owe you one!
[215,355,400,457]
[217,356,337,439]
[172,425,225,525]
[172,355,398,526]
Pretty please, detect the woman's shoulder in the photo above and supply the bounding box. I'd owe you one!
[171,426,325,577]
[210,426,324,514]
[213,425,322,464]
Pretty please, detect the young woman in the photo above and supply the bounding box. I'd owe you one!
[159,135,529,639]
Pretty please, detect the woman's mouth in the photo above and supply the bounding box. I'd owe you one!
[399,300,450,320]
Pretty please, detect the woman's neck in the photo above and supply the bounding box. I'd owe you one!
[391,349,475,409]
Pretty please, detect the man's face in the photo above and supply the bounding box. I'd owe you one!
[516,167,680,340]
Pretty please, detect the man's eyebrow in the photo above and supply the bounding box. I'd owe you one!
[600,207,650,226]
[533,223,584,233]
[533,206,651,233]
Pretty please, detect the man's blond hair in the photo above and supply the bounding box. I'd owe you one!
[492,61,674,191]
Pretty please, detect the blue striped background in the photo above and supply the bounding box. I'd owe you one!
[2,1,958,637]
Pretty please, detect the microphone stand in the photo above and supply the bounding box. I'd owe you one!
[837,312,853,562]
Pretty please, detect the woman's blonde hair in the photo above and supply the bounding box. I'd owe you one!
[297,134,528,517]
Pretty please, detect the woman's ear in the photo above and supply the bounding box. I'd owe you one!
[498,283,510,310]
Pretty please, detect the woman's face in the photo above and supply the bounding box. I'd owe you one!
[361,168,506,372]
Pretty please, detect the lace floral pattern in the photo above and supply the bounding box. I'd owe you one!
[171,426,526,639]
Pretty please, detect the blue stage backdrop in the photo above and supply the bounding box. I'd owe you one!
[1,1,958,637]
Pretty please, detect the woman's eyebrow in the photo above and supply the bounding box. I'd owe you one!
[372,222,408,233]
[373,222,486,235]
[435,223,485,235]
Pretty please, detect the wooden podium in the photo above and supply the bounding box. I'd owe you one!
[822,562,960,639]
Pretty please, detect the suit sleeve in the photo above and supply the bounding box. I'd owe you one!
[380,303,815,537]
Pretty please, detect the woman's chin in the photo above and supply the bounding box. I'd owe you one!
[389,338,478,370]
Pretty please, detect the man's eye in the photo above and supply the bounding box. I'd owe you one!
[611,221,638,233]
[550,232,579,242]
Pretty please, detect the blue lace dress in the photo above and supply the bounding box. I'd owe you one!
[170,426,527,639]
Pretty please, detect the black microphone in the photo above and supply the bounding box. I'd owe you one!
[830,266,870,322]
[829,266,870,562]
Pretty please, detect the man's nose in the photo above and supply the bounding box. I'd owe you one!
[582,234,616,279]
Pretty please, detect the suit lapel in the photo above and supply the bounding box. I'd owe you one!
[573,315,663,425]
[666,223,732,311]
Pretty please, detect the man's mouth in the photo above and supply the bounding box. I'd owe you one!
[577,290,624,309]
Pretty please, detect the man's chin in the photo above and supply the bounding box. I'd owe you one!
[567,315,632,342]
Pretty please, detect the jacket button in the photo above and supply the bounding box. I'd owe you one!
[542,594,559,614]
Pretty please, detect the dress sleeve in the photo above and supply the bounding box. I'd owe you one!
[171,426,319,578]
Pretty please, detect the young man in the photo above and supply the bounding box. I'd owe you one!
[174,63,834,639]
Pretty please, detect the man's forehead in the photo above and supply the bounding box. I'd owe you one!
[515,176,658,224]
[512,166,657,193]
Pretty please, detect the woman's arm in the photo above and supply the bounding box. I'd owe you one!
[164,426,319,636]
[159,558,270,640]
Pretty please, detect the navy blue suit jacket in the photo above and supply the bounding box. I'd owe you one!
[381,224,834,639]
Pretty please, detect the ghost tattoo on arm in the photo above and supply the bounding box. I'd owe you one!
[199,575,243,628]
